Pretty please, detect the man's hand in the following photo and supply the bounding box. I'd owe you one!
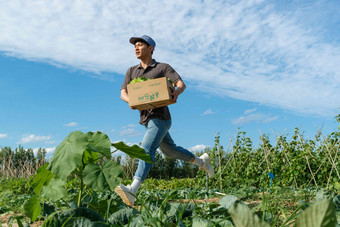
[170,80,186,103]
[121,89,137,110]
[121,89,129,103]
[170,86,179,103]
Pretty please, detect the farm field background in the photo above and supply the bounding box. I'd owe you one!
[0,117,339,226]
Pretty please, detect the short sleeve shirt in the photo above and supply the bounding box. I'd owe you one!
[121,59,182,125]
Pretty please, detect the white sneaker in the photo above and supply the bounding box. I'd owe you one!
[200,153,214,178]
[114,184,136,206]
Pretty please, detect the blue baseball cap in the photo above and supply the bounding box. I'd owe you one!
[129,35,156,48]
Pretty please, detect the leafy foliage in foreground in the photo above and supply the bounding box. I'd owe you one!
[16,130,340,226]
[21,130,150,224]
[36,192,338,227]
[1,122,340,226]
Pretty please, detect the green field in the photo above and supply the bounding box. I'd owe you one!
[0,119,339,226]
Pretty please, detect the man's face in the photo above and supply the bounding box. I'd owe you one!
[134,41,153,59]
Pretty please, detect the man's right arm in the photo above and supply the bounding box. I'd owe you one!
[121,89,137,109]
[121,67,131,104]
[121,89,129,103]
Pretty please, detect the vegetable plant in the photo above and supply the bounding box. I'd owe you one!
[23,130,151,225]
[129,77,150,84]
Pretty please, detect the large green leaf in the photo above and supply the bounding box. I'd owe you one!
[219,195,240,209]
[108,208,139,225]
[31,164,55,195]
[111,142,151,163]
[42,178,67,202]
[23,195,41,222]
[62,217,110,227]
[335,211,340,226]
[83,160,124,191]
[47,131,88,178]
[192,218,213,227]
[295,199,337,227]
[229,203,270,227]
[58,207,106,224]
[83,149,100,166]
[87,131,111,158]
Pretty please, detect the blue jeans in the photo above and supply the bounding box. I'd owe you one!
[134,118,195,182]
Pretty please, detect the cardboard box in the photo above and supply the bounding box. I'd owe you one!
[127,77,175,110]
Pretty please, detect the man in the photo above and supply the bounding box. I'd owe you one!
[115,35,214,206]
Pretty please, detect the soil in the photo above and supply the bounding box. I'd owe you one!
[172,196,261,208]
[0,213,43,227]
[172,197,221,203]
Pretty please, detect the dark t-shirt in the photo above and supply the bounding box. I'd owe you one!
[121,59,182,125]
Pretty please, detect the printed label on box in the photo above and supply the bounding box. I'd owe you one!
[133,86,142,90]
[138,92,160,102]
[149,82,161,87]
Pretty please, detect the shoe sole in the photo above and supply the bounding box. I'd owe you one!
[114,186,135,206]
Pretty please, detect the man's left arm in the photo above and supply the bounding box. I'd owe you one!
[171,80,186,103]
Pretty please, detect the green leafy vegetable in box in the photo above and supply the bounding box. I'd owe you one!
[167,78,174,84]
[129,77,149,84]
[129,77,174,84]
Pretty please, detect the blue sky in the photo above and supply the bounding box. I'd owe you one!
[0,0,339,157]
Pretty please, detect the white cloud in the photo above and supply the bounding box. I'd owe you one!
[45,140,56,145]
[232,113,266,125]
[118,124,143,137]
[189,144,208,152]
[262,116,279,124]
[64,122,78,127]
[232,113,279,125]
[45,147,56,154]
[122,124,138,128]
[33,146,55,155]
[18,134,52,144]
[32,146,55,160]
[202,109,216,116]
[0,134,8,139]
[32,148,39,156]
[119,128,143,138]
[244,108,257,115]
[0,1,339,116]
